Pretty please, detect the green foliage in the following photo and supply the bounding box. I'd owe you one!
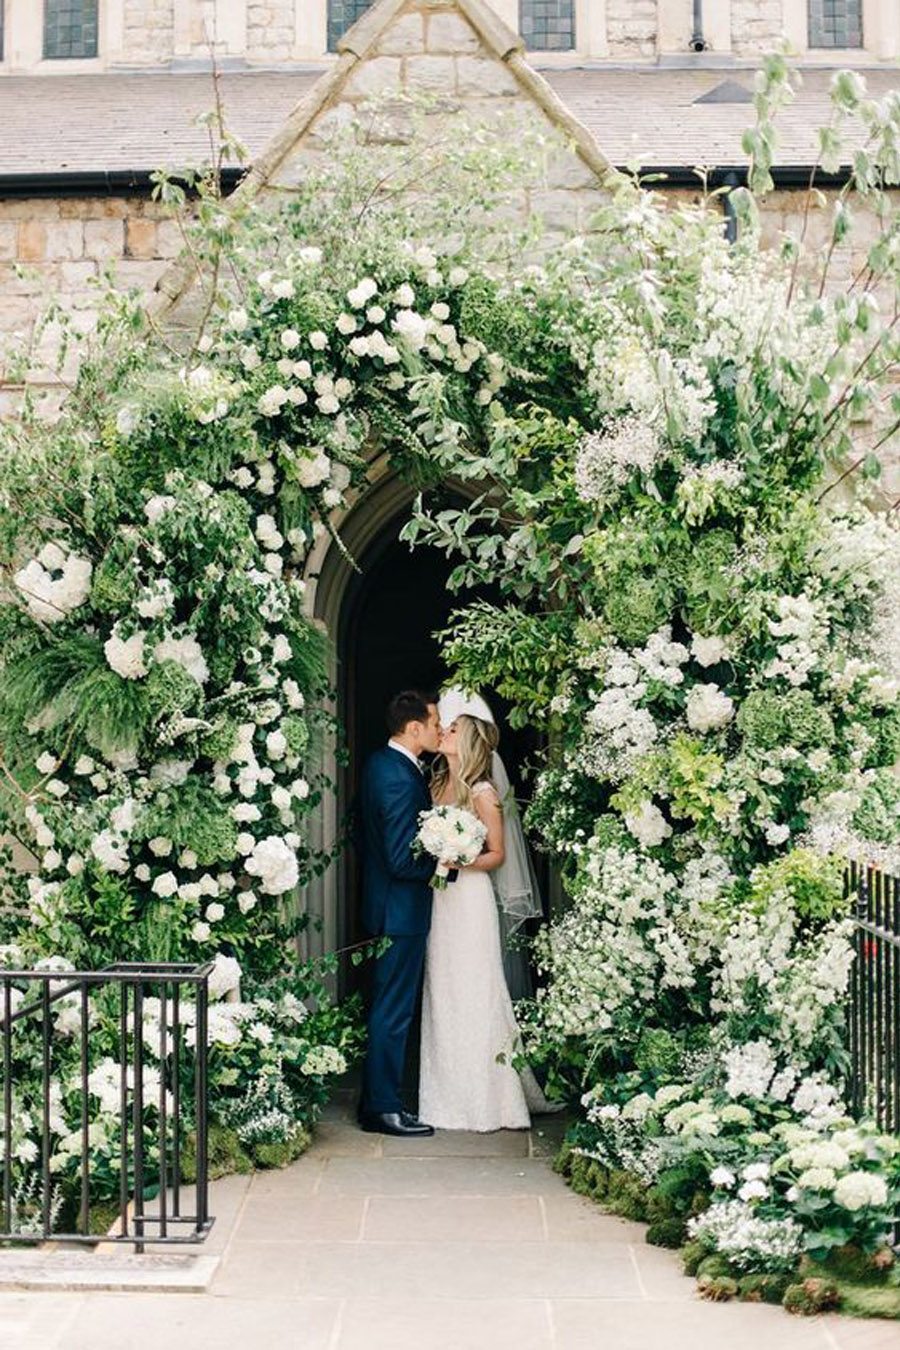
[737,688,835,751]
[748,850,846,926]
[852,770,900,845]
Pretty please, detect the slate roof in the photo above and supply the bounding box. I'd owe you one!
[0,66,897,181]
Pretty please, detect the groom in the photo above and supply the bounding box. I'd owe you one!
[356,690,448,1137]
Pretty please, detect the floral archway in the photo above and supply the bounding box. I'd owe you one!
[1,78,900,1299]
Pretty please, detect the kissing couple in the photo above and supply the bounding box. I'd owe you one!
[355,687,555,1137]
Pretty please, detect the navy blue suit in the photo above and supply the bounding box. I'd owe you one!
[358,745,436,1115]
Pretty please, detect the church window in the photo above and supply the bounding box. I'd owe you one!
[520,0,575,51]
[808,0,862,48]
[44,0,99,59]
[328,0,375,52]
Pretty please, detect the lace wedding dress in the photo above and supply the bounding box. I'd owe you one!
[418,782,550,1132]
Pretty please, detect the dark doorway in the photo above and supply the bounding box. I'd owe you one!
[336,507,543,1000]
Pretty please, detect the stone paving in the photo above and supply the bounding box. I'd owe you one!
[0,1090,896,1350]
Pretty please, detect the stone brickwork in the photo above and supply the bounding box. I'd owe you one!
[122,0,175,65]
[607,0,658,60]
[0,196,181,411]
[262,1,608,241]
[731,0,786,56]
[247,1,296,63]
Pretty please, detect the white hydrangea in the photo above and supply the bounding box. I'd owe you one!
[686,682,734,732]
[153,633,209,685]
[832,1171,889,1211]
[104,630,148,680]
[691,634,730,667]
[392,309,429,351]
[244,836,299,895]
[624,801,672,848]
[90,830,129,874]
[14,543,92,624]
[723,1040,777,1100]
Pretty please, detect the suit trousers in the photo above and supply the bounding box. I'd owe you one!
[361,932,428,1114]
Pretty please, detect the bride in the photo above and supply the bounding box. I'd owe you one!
[418,688,553,1132]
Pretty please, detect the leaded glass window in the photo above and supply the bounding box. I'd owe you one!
[328,0,375,52]
[520,0,575,51]
[808,0,863,48]
[43,0,99,59]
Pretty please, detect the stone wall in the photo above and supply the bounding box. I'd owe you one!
[122,0,175,66]
[607,0,659,60]
[731,0,787,56]
[247,1,296,63]
[0,196,180,412]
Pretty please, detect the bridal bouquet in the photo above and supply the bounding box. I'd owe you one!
[413,805,487,889]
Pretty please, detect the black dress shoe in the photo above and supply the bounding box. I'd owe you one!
[359,1110,435,1137]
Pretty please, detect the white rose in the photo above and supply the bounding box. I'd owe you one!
[205,902,225,923]
[296,452,331,488]
[227,308,249,332]
[271,278,294,299]
[148,836,173,857]
[191,921,211,943]
[309,331,328,351]
[266,729,287,760]
[395,283,415,307]
[151,871,178,898]
[280,329,300,351]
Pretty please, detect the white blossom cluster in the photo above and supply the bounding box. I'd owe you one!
[763,592,829,687]
[687,1201,804,1273]
[713,895,855,1061]
[14,541,92,625]
[530,843,693,1042]
[574,418,662,506]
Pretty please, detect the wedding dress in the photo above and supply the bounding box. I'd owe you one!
[418,782,550,1132]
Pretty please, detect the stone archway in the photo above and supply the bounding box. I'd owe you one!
[301,461,546,998]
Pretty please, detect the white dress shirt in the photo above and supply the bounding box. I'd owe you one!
[387,739,423,772]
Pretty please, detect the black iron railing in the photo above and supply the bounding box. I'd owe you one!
[846,861,900,1134]
[1,962,214,1252]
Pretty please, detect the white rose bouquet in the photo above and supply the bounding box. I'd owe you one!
[413,805,487,889]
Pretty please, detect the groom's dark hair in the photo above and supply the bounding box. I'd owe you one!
[386,690,438,735]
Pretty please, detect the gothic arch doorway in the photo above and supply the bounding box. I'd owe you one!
[304,465,544,999]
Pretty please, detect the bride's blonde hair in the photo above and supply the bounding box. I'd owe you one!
[432,714,500,813]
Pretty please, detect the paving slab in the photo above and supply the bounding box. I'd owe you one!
[55,1292,341,1350]
[315,1155,572,1197]
[214,1237,639,1301]
[2,1104,896,1350]
[335,1296,554,1350]
[822,1318,900,1350]
[362,1194,545,1242]
[549,1297,836,1349]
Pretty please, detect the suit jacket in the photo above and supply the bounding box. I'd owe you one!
[358,745,436,937]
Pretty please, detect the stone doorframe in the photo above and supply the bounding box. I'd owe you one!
[298,452,419,993]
